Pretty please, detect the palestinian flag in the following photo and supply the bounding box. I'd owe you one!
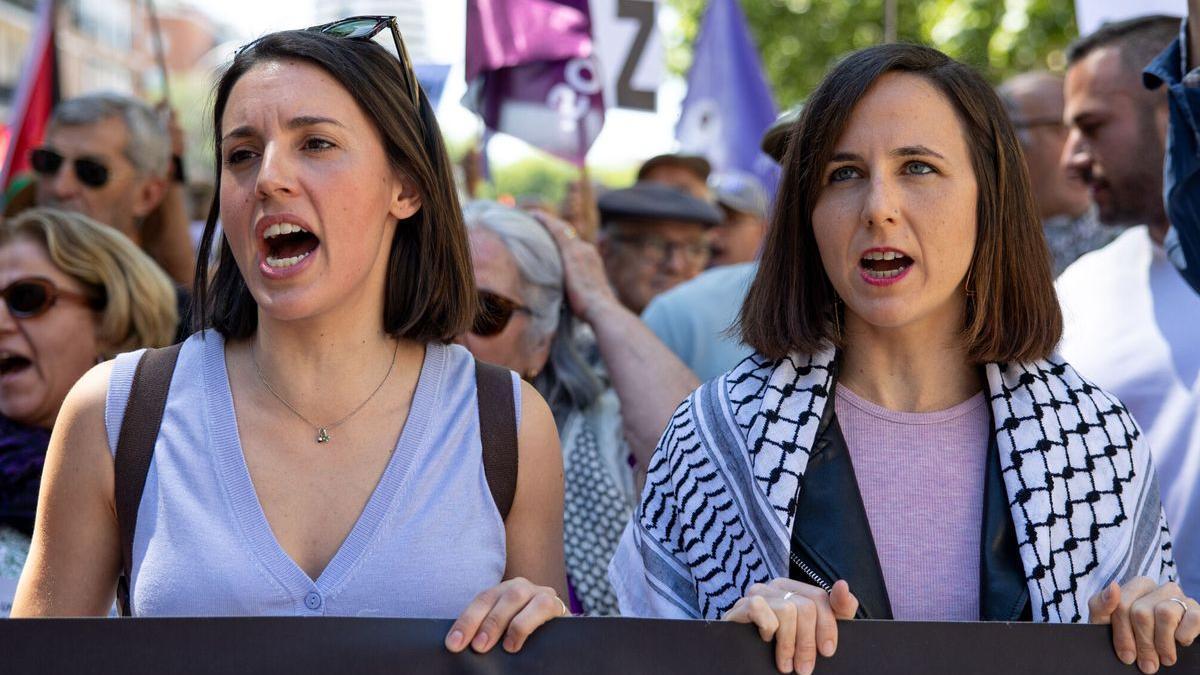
[2,0,59,197]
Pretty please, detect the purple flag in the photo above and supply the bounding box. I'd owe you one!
[676,0,779,197]
[463,0,604,166]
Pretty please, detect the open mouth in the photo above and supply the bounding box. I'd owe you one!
[859,250,913,280]
[262,222,320,269]
[0,353,32,377]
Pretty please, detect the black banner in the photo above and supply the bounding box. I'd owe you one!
[1,617,1196,673]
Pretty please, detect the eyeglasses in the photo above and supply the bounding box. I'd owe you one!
[472,290,533,337]
[30,148,110,188]
[611,234,711,266]
[1,277,101,320]
[237,16,421,108]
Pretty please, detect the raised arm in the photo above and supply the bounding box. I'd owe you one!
[142,107,196,286]
[10,361,122,616]
[536,213,700,468]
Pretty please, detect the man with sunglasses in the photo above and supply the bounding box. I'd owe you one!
[29,93,194,286]
[997,72,1116,275]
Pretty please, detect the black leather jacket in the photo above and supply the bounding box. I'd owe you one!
[787,382,1033,621]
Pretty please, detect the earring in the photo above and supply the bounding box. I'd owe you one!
[832,296,843,341]
[963,264,975,297]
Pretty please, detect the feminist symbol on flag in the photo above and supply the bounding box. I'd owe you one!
[548,56,604,134]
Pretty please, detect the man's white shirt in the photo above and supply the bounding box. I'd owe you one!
[1057,225,1200,594]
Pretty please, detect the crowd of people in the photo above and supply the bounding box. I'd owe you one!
[1,6,1199,675]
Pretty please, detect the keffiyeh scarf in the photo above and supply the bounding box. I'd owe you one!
[609,347,1176,622]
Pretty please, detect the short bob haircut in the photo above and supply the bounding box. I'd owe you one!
[0,208,178,356]
[194,29,476,341]
[740,43,1060,363]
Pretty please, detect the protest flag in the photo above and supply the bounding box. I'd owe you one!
[676,0,779,196]
[2,0,59,196]
[462,0,605,166]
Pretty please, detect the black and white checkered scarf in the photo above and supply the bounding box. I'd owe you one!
[609,346,1176,622]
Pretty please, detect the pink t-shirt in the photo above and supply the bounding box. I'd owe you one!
[834,385,990,621]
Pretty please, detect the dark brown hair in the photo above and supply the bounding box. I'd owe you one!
[1066,15,1179,72]
[193,30,475,341]
[740,43,1060,364]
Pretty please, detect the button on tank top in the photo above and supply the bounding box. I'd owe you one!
[104,330,519,617]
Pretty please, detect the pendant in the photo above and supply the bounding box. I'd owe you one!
[316,428,330,444]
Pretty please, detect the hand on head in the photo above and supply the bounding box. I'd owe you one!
[533,211,620,325]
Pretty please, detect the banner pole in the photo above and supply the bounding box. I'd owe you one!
[884,0,897,42]
[144,0,171,105]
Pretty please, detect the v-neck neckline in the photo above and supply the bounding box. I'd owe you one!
[201,331,445,596]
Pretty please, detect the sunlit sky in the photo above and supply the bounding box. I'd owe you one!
[186,0,684,169]
[183,0,1185,169]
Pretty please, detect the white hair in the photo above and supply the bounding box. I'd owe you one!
[462,200,602,420]
[462,200,564,339]
[51,92,170,177]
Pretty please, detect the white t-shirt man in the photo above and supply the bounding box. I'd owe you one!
[1057,226,1200,594]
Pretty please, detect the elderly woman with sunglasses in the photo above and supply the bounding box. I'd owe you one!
[460,200,700,616]
[13,19,569,656]
[0,207,177,597]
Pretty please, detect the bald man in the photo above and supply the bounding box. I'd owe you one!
[998,72,1117,275]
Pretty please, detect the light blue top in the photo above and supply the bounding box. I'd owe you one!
[104,330,518,618]
[641,262,757,382]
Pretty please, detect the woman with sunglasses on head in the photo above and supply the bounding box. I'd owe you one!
[610,43,1198,675]
[459,200,699,616]
[13,20,569,654]
[0,208,177,595]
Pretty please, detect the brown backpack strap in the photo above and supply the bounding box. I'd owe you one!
[114,343,183,617]
[475,360,518,521]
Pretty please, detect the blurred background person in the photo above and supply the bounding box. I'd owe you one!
[997,71,1116,275]
[596,182,721,315]
[707,170,768,268]
[640,109,799,382]
[0,207,177,595]
[460,200,699,615]
[1058,14,1200,595]
[7,93,195,287]
[635,153,711,201]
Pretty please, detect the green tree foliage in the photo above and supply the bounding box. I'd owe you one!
[665,0,1079,107]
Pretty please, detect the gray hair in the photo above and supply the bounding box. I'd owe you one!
[50,92,170,178]
[463,200,603,421]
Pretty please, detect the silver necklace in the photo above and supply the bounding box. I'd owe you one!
[250,339,399,444]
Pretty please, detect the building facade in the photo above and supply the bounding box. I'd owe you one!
[0,0,155,120]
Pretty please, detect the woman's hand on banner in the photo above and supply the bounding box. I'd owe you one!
[1088,577,1199,674]
[444,577,568,655]
[722,578,858,675]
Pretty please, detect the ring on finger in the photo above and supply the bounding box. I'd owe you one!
[1168,597,1189,614]
[782,591,797,601]
[555,596,570,616]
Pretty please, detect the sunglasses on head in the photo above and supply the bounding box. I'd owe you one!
[30,148,110,188]
[236,15,421,108]
[472,290,533,337]
[1,277,102,320]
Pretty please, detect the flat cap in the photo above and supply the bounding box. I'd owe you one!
[636,154,712,182]
[598,182,723,228]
